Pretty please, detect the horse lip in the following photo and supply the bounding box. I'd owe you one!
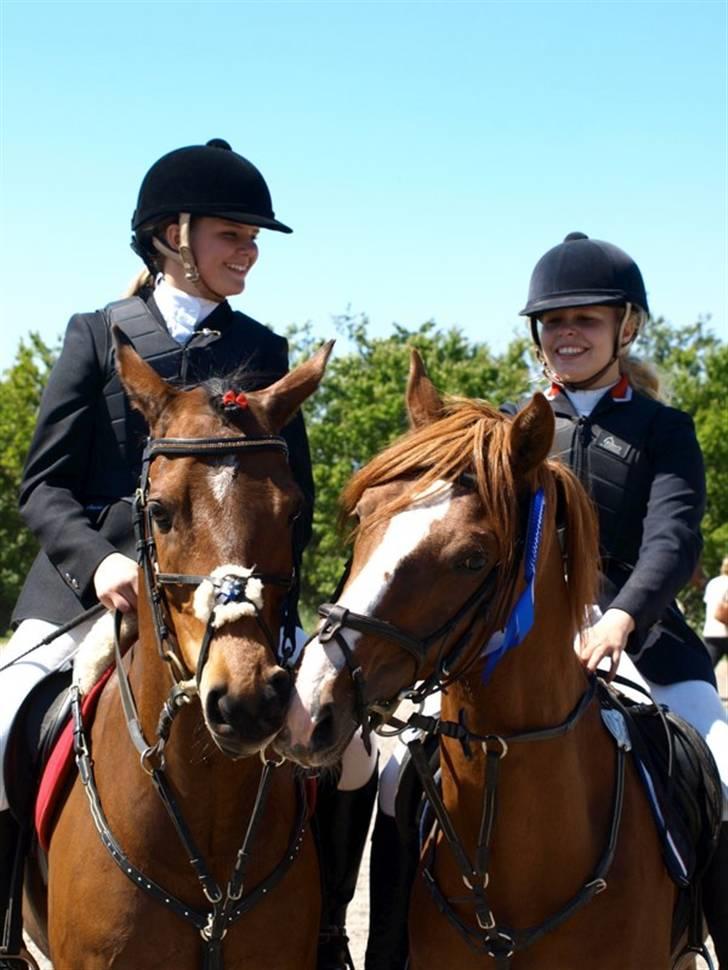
[210,729,277,759]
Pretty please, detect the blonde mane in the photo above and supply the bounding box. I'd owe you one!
[342,396,599,639]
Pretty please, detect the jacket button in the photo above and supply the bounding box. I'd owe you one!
[64,572,80,591]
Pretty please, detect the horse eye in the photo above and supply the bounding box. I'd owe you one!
[462,553,487,571]
[148,500,172,532]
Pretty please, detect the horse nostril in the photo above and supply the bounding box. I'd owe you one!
[264,667,292,709]
[311,702,336,752]
[205,687,225,728]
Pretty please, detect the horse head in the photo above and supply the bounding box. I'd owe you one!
[278,350,597,767]
[115,331,332,758]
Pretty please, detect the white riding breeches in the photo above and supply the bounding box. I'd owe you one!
[0,617,98,812]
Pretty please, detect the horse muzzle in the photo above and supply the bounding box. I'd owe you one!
[203,666,292,756]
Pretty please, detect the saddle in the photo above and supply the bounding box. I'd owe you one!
[600,682,723,888]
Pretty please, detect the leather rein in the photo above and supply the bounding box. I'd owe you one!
[72,431,308,970]
[316,486,628,968]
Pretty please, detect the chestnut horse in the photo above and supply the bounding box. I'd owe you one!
[278,352,683,968]
[24,336,332,969]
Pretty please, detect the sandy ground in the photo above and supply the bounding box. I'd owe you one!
[23,661,728,968]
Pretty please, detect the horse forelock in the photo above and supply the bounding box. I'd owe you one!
[341,396,599,641]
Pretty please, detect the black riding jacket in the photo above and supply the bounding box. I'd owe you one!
[541,377,712,684]
[12,295,314,627]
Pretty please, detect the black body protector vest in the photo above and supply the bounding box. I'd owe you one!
[98,297,226,497]
[548,388,660,571]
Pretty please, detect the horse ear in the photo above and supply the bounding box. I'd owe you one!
[406,349,443,428]
[113,327,176,428]
[508,393,555,478]
[256,340,334,432]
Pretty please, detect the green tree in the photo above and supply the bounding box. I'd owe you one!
[0,334,56,632]
[288,315,532,615]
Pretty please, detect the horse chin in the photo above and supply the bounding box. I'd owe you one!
[274,722,356,770]
[209,729,278,760]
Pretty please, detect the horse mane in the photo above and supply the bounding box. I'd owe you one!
[341,396,599,639]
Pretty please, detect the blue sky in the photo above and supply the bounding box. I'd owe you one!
[1,0,726,374]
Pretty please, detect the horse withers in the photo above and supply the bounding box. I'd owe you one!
[22,336,333,970]
[278,351,701,968]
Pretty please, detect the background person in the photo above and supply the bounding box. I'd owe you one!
[704,555,728,668]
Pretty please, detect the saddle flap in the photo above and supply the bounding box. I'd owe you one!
[603,686,723,887]
[3,669,72,823]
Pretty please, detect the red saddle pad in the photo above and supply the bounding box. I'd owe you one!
[35,664,115,851]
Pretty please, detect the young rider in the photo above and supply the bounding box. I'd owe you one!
[519,231,728,965]
[366,232,728,969]
[0,139,376,970]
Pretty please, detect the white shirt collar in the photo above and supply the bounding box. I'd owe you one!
[563,380,619,417]
[153,276,220,344]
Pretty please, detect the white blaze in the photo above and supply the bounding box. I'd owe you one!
[292,481,453,719]
[209,457,237,505]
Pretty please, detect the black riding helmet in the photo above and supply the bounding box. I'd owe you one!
[519,232,649,389]
[132,138,292,235]
[520,232,648,319]
[131,138,292,300]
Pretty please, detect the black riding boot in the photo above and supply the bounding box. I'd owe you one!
[703,821,728,968]
[0,810,35,970]
[316,768,378,970]
[365,809,418,970]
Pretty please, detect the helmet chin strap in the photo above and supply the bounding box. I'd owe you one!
[152,213,227,303]
[532,303,637,391]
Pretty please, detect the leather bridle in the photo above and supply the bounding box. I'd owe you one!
[133,432,298,689]
[313,484,629,967]
[72,430,309,970]
[317,561,511,754]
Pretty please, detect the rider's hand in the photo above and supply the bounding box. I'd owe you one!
[94,553,138,614]
[577,608,635,681]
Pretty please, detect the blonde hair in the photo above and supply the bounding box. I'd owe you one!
[123,268,154,298]
[721,556,728,576]
[618,307,665,401]
[619,356,664,401]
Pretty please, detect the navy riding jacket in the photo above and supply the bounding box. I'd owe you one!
[12,295,314,627]
[504,377,715,684]
[507,377,713,686]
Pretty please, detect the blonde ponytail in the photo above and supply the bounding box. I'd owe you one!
[123,268,154,299]
[620,356,664,401]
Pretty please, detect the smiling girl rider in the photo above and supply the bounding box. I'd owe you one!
[366,232,728,970]
[518,231,728,966]
[0,139,376,970]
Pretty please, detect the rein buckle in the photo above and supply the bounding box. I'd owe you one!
[140,744,166,775]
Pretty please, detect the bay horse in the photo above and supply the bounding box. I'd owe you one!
[278,351,685,968]
[24,335,332,970]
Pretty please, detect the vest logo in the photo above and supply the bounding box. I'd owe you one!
[597,433,629,458]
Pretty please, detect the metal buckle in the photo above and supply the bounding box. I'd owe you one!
[486,932,515,959]
[586,876,607,894]
[140,743,166,775]
[482,735,509,759]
